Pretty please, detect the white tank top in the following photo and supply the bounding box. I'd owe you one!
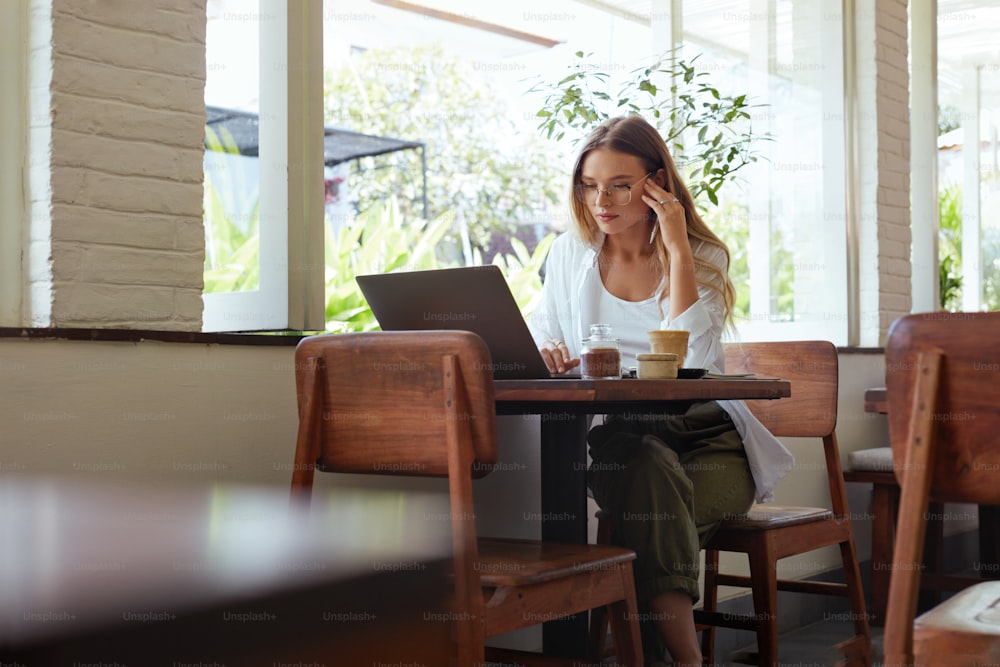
[591,275,665,373]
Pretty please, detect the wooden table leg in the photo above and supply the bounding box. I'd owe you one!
[539,412,590,657]
[869,481,898,626]
[978,504,1000,578]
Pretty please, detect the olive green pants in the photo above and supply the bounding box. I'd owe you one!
[587,402,756,661]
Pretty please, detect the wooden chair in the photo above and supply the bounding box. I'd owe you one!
[696,341,870,666]
[882,312,1000,666]
[289,330,643,666]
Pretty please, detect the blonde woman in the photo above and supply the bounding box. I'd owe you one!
[529,115,793,666]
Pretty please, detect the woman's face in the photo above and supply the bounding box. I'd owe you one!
[578,148,659,238]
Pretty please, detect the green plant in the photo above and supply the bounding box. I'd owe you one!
[204,125,260,293]
[324,44,564,251]
[938,182,963,311]
[704,202,795,324]
[324,198,458,332]
[529,50,763,206]
[323,197,555,332]
[704,202,750,318]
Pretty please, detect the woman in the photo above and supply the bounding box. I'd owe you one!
[529,115,794,666]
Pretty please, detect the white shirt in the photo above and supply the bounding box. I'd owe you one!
[528,230,795,502]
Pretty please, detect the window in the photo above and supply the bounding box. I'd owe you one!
[317,0,850,341]
[682,1,848,342]
[319,1,665,330]
[202,0,325,332]
[935,2,1000,313]
[205,0,1000,340]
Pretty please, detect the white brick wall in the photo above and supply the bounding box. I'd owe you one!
[31,0,207,330]
[856,0,912,346]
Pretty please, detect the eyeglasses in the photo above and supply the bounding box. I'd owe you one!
[574,172,653,206]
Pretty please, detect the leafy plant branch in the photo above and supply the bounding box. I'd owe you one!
[529,49,766,206]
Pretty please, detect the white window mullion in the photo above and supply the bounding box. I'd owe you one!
[286,0,325,331]
[961,65,982,312]
[746,0,773,325]
[909,0,938,314]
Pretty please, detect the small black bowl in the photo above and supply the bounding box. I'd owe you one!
[677,368,707,379]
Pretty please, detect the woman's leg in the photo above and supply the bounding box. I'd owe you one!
[590,422,699,664]
[588,403,755,666]
[643,438,755,664]
[648,590,702,666]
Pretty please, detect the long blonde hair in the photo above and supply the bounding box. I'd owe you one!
[569,115,736,327]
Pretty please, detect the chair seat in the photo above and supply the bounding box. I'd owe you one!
[720,504,832,529]
[847,446,894,472]
[478,537,636,587]
[914,580,1000,655]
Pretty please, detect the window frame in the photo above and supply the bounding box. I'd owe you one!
[680,0,851,345]
[201,0,325,332]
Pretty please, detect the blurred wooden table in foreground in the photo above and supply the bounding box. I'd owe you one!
[0,477,453,666]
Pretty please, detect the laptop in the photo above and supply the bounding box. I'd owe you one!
[356,265,560,380]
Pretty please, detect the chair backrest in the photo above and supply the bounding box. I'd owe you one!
[885,311,1000,505]
[290,330,498,485]
[883,312,1000,663]
[289,330,498,661]
[725,340,838,439]
[725,340,847,515]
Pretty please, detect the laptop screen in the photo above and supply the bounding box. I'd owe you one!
[356,265,554,380]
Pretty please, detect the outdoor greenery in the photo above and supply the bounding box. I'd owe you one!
[938,182,963,311]
[323,44,564,252]
[205,44,777,332]
[529,50,763,206]
[204,125,260,294]
[934,178,1000,312]
[938,105,963,136]
[324,197,554,332]
[205,41,567,333]
[324,198,454,332]
[704,202,794,324]
[203,175,554,331]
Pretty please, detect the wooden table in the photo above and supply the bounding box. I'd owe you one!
[864,386,887,414]
[494,376,791,656]
[1,477,454,666]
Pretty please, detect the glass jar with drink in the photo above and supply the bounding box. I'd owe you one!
[580,323,621,379]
